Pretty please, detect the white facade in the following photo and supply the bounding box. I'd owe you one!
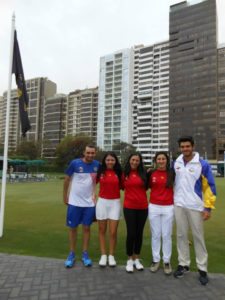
[1,90,20,152]
[97,49,134,151]
[0,96,4,145]
[132,41,169,164]
[67,87,98,142]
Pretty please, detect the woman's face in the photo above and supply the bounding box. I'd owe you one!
[129,155,140,170]
[155,154,167,170]
[105,155,116,169]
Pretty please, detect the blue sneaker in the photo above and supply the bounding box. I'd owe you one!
[82,251,92,267]
[64,251,75,268]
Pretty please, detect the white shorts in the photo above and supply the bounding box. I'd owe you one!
[96,197,121,220]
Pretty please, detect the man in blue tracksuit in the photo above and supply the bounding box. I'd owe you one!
[173,136,216,285]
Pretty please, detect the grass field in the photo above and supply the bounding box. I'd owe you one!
[0,177,224,273]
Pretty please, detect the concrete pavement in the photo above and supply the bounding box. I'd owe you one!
[0,253,225,300]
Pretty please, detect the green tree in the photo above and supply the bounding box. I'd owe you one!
[16,140,41,160]
[113,141,136,168]
[55,135,94,169]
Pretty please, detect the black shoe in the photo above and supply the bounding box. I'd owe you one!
[198,270,209,285]
[174,265,190,278]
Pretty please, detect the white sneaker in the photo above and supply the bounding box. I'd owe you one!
[126,259,134,273]
[108,255,116,267]
[134,258,144,271]
[99,255,107,267]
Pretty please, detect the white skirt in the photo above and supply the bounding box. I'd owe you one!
[96,197,121,220]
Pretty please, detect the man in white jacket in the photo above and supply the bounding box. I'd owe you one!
[173,136,216,285]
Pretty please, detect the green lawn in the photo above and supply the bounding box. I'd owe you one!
[0,177,224,273]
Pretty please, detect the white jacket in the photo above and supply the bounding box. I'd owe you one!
[174,152,216,212]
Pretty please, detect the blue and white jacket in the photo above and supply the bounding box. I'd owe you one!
[174,152,216,212]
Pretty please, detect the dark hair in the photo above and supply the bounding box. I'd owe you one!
[97,152,122,182]
[149,151,175,188]
[124,153,147,188]
[177,136,194,146]
[85,144,96,150]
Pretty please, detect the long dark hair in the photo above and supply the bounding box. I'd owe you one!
[97,152,122,182]
[149,151,175,188]
[124,153,147,188]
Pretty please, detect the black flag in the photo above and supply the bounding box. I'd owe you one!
[12,30,31,137]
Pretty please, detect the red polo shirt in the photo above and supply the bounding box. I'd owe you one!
[122,171,148,209]
[149,170,173,205]
[98,170,120,199]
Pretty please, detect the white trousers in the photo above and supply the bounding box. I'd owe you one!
[148,203,174,263]
[174,206,208,272]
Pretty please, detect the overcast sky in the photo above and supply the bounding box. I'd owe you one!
[0,0,224,96]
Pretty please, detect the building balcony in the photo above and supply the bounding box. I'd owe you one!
[137,115,152,121]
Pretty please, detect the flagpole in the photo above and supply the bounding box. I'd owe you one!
[0,13,16,237]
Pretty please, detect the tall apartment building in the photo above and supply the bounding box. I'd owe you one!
[169,0,218,159]
[26,78,57,143]
[42,94,67,159]
[97,49,134,151]
[132,42,169,164]
[67,90,80,137]
[1,90,20,152]
[67,87,98,142]
[217,45,225,161]
[0,96,4,146]
[1,77,57,153]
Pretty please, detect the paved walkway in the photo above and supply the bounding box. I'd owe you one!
[0,253,225,300]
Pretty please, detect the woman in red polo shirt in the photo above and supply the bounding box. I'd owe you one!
[96,152,122,267]
[148,152,174,275]
[123,153,148,273]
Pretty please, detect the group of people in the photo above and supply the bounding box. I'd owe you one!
[63,136,216,286]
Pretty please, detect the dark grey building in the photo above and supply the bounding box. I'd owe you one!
[42,94,67,159]
[169,0,218,159]
[1,77,57,153]
[217,45,225,161]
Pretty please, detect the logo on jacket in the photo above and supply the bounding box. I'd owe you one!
[79,167,83,173]
[188,168,195,173]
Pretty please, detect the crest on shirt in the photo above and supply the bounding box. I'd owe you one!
[94,167,98,172]
[188,168,195,173]
[79,167,83,173]
[152,177,156,183]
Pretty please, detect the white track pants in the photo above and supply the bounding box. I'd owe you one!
[174,206,208,272]
[148,204,174,263]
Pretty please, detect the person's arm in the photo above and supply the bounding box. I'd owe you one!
[63,175,71,205]
[201,162,216,220]
[92,175,98,205]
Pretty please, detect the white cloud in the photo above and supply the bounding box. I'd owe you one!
[0,0,224,95]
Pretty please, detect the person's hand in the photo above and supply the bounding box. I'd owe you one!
[202,210,211,221]
[92,194,97,205]
[63,197,68,205]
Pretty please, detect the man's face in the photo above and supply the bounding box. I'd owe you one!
[83,147,96,162]
[179,141,194,157]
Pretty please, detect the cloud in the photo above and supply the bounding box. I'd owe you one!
[0,0,224,96]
